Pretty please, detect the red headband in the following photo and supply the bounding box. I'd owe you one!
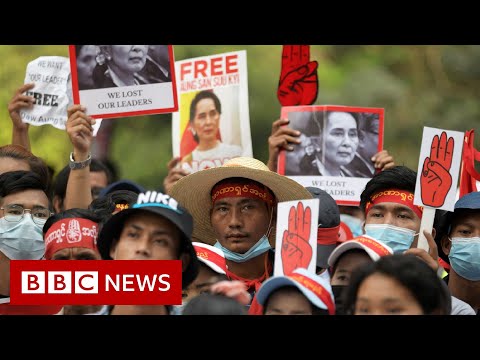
[211,181,275,205]
[44,218,99,260]
[317,225,341,246]
[365,189,423,219]
[289,273,335,315]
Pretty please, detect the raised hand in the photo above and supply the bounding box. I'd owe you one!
[421,131,454,207]
[404,230,439,272]
[66,104,96,159]
[8,83,36,149]
[371,149,395,171]
[277,45,318,106]
[8,83,35,131]
[267,118,301,171]
[163,156,190,195]
[281,202,313,274]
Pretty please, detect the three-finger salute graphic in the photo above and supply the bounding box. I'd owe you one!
[277,45,318,106]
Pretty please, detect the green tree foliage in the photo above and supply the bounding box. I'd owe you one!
[0,45,478,189]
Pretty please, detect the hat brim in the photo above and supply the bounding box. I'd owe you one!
[170,165,312,245]
[256,276,328,311]
[97,206,199,289]
[197,258,226,275]
[327,241,378,267]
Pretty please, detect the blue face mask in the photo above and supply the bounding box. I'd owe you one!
[449,237,480,281]
[171,304,185,315]
[214,235,272,263]
[340,214,364,238]
[0,215,45,260]
[364,224,416,254]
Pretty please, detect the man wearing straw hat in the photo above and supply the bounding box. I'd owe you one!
[170,157,312,304]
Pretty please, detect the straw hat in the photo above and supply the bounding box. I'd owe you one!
[169,157,313,245]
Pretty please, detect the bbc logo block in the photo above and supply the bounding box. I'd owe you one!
[21,271,99,294]
[10,260,182,305]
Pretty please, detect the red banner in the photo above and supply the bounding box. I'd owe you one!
[9,260,182,305]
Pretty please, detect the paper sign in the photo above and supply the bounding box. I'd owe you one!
[92,118,102,137]
[414,126,464,212]
[278,105,384,206]
[172,50,253,174]
[20,56,71,130]
[69,45,178,119]
[274,198,319,276]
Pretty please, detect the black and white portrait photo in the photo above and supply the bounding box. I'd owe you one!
[69,45,177,119]
[284,109,382,178]
[278,105,384,205]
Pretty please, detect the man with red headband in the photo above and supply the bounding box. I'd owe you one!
[42,208,103,315]
[359,165,475,315]
[170,157,312,311]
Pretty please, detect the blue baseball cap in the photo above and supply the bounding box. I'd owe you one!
[454,191,480,211]
[256,268,335,315]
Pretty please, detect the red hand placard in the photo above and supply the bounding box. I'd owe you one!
[281,202,313,274]
[421,131,454,207]
[277,45,318,106]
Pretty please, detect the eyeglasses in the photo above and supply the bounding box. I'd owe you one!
[0,204,52,225]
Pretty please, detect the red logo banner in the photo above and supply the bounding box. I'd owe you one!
[9,260,182,305]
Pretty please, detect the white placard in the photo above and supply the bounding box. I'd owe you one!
[172,50,253,173]
[274,198,319,276]
[20,56,71,130]
[414,126,464,212]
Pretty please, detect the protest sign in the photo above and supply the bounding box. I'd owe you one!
[69,45,177,119]
[172,50,253,174]
[20,56,71,130]
[413,127,464,251]
[278,105,384,206]
[274,198,319,276]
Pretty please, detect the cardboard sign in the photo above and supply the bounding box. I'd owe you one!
[172,50,253,174]
[69,45,177,119]
[20,56,71,130]
[278,105,384,206]
[274,198,319,276]
[414,126,464,212]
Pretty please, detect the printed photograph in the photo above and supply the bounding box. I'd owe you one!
[69,45,177,119]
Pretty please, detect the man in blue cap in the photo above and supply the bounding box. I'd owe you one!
[441,191,480,313]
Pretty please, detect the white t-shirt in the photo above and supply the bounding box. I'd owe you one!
[191,142,242,163]
[451,295,476,315]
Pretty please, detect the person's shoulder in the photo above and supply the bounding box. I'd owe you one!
[451,295,476,315]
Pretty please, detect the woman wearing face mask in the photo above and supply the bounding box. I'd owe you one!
[327,235,393,315]
[440,191,480,313]
[343,254,452,315]
[0,171,60,315]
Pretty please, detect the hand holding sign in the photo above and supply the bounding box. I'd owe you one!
[8,83,35,132]
[421,131,454,207]
[281,202,313,274]
[66,104,96,156]
[277,45,318,106]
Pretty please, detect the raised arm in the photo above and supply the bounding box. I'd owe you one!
[64,105,96,210]
[8,83,35,150]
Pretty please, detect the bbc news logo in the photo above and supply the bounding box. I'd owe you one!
[10,260,182,305]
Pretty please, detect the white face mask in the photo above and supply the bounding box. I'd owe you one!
[0,215,45,260]
[364,223,417,254]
